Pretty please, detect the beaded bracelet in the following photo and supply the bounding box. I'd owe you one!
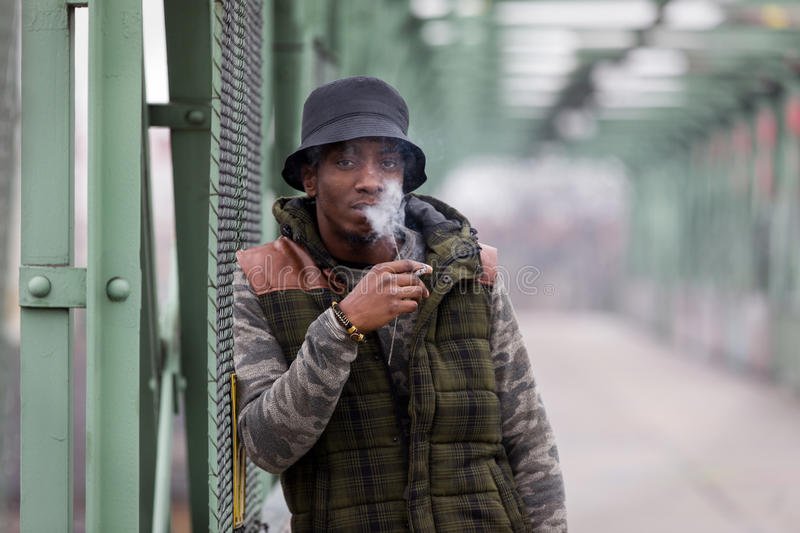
[330,301,366,343]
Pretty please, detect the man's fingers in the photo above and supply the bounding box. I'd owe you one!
[382,274,429,299]
[395,284,429,301]
[392,299,419,314]
[375,259,432,275]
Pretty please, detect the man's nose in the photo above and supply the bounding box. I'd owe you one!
[354,162,384,192]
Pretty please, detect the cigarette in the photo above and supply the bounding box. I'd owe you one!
[413,264,432,277]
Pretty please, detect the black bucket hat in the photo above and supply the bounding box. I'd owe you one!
[281,76,428,193]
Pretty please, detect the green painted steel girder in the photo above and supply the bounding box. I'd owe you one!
[0,0,18,515]
[20,1,75,530]
[261,0,276,238]
[162,0,214,529]
[273,0,308,198]
[648,26,800,54]
[207,5,225,528]
[140,99,161,533]
[18,266,87,308]
[85,0,144,529]
[148,103,211,130]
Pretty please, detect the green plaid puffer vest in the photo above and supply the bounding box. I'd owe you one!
[241,196,530,532]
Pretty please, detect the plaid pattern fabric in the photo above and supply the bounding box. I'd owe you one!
[254,199,530,532]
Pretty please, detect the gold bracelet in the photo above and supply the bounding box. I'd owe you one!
[330,301,366,343]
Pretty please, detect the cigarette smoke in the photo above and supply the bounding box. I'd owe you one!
[364,180,406,365]
[363,180,405,243]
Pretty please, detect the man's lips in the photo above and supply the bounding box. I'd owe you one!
[351,201,378,210]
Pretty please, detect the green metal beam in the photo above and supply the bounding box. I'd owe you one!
[139,96,160,533]
[261,0,276,238]
[648,27,800,54]
[0,0,19,517]
[162,0,214,529]
[273,0,307,198]
[18,266,86,308]
[20,1,74,530]
[148,103,211,130]
[85,0,144,529]
[151,278,182,533]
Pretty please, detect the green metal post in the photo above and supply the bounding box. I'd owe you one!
[766,94,785,304]
[0,0,17,517]
[19,1,74,530]
[162,0,213,529]
[261,0,276,238]
[727,114,755,291]
[85,0,144,529]
[273,0,307,198]
[769,80,800,388]
[783,83,800,303]
[0,0,18,309]
[152,361,176,533]
[675,143,692,286]
[152,268,181,533]
[139,98,160,533]
[208,4,226,528]
[770,86,794,302]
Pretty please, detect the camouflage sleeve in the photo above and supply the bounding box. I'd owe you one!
[491,275,568,532]
[232,265,357,474]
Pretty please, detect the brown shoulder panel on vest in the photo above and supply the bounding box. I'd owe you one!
[478,243,498,286]
[235,237,330,295]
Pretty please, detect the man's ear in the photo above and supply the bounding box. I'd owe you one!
[301,165,317,198]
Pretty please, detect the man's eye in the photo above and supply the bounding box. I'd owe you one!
[336,160,355,169]
[381,159,400,170]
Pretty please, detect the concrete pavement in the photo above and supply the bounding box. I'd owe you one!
[521,312,800,533]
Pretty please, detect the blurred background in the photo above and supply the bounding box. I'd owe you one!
[3,0,800,532]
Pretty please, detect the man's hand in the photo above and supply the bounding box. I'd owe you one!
[337,260,432,333]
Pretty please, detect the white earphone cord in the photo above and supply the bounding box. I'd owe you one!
[387,239,401,366]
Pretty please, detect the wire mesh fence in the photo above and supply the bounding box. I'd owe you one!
[212,0,266,530]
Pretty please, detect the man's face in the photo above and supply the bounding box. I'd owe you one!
[302,137,405,245]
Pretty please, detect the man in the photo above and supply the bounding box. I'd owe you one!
[233,76,566,532]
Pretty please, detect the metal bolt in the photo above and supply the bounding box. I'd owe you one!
[28,276,52,298]
[186,109,205,125]
[106,277,131,302]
